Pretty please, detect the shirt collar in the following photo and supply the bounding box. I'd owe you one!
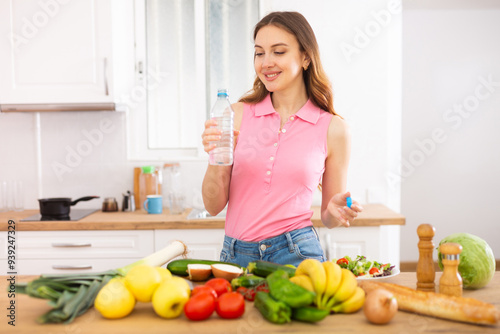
[255,94,322,124]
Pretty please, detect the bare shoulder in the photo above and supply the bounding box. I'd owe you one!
[232,102,245,130]
[327,115,350,140]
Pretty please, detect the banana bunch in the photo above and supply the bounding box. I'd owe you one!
[291,259,365,314]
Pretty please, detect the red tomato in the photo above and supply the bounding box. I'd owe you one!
[243,288,256,301]
[369,267,380,275]
[336,258,349,266]
[184,293,216,321]
[205,278,232,297]
[192,285,218,300]
[255,283,269,293]
[215,292,245,319]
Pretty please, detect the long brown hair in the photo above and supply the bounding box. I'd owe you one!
[239,11,337,116]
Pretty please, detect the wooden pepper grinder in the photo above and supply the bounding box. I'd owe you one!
[416,224,436,291]
[439,242,463,297]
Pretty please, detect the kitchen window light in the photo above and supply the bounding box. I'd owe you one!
[128,0,259,160]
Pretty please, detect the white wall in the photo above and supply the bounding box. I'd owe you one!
[0,0,402,215]
[401,0,500,261]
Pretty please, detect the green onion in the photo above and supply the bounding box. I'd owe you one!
[14,240,187,324]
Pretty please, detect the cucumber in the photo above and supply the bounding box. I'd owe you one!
[247,260,296,278]
[231,275,266,289]
[166,259,242,276]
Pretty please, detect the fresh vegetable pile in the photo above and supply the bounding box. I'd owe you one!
[14,241,187,323]
[335,255,394,278]
[247,259,366,324]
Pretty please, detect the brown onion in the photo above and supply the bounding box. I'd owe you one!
[363,289,398,325]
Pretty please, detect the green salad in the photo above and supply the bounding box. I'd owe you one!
[333,255,394,278]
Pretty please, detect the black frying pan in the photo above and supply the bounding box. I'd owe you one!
[38,196,100,217]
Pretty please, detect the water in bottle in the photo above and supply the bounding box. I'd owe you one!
[209,89,234,165]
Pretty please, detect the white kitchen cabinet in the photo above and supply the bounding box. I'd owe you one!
[0,230,154,275]
[319,226,401,267]
[0,0,113,104]
[155,229,226,262]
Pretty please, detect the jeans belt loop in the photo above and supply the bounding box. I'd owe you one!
[285,232,294,253]
[230,238,236,258]
[312,226,319,240]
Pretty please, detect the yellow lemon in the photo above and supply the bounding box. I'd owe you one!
[152,279,190,319]
[94,277,136,319]
[156,267,172,281]
[124,264,162,302]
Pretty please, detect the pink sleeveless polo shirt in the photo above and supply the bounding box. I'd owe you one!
[225,94,333,241]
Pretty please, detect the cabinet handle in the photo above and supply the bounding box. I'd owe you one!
[52,265,93,270]
[51,243,92,248]
[104,57,109,96]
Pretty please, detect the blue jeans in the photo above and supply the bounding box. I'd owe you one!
[220,226,326,268]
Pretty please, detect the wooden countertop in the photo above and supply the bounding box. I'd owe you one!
[1,272,498,333]
[0,204,405,231]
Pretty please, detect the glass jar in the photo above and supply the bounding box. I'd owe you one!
[139,166,161,211]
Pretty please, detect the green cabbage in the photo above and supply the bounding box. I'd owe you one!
[437,233,496,289]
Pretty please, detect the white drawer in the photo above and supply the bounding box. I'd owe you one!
[16,230,154,259]
[11,258,146,275]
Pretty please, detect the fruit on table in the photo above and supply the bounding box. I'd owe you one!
[289,274,315,292]
[320,261,342,306]
[331,287,366,314]
[94,277,136,319]
[326,268,358,308]
[215,291,245,319]
[205,278,232,297]
[152,278,191,318]
[187,264,212,281]
[363,288,397,324]
[191,285,218,300]
[295,259,326,305]
[124,264,162,302]
[211,263,244,280]
[156,267,173,281]
[184,292,216,321]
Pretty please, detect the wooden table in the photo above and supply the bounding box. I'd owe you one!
[1,272,498,334]
[0,204,405,231]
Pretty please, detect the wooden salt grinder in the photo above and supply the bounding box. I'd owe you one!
[416,224,436,291]
[439,242,463,297]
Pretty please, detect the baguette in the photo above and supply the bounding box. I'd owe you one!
[358,281,500,326]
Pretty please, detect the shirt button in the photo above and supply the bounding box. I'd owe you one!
[260,244,266,251]
[290,116,294,121]
[274,143,278,147]
[281,129,286,133]
[270,156,274,161]
[266,171,271,175]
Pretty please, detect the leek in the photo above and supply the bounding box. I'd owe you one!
[14,240,187,324]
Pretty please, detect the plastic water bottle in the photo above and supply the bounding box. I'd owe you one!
[209,89,234,165]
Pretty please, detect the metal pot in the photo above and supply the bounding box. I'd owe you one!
[38,196,100,217]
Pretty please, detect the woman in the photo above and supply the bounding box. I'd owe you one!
[201,11,362,267]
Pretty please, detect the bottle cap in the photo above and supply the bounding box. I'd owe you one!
[346,196,352,208]
[217,89,228,97]
[141,166,156,174]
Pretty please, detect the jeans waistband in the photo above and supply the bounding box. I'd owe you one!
[224,226,319,258]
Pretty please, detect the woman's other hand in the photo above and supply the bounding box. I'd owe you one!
[325,191,363,227]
